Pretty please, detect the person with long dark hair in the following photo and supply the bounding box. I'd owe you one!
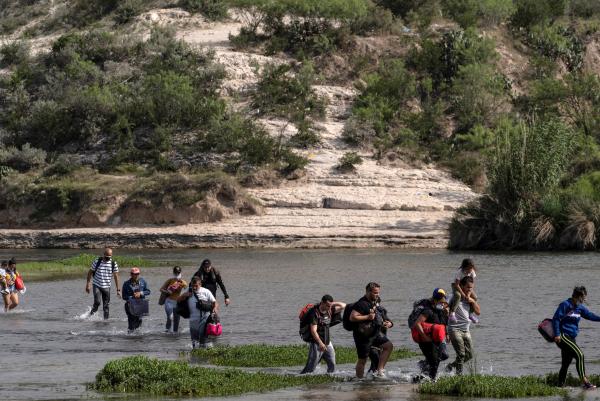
[553,286,600,389]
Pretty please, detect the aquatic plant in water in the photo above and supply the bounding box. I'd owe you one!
[18,253,162,281]
[418,375,567,398]
[190,344,419,367]
[92,355,339,397]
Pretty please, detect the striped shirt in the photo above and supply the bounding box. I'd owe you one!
[91,258,119,288]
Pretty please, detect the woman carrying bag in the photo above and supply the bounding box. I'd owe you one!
[552,286,600,389]
[178,276,218,349]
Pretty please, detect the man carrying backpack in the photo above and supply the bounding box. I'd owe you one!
[409,288,450,380]
[299,295,346,374]
[85,248,120,319]
[349,282,394,379]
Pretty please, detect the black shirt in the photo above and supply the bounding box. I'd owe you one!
[192,268,229,299]
[304,306,332,344]
[352,296,380,338]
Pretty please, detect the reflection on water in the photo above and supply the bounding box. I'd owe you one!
[1,249,600,400]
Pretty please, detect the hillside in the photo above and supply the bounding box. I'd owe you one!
[1,0,600,249]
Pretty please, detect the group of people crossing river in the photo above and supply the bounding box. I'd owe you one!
[3,248,600,389]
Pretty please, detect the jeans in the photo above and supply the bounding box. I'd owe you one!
[124,302,143,332]
[301,342,336,374]
[189,311,211,348]
[448,329,473,374]
[164,299,180,332]
[91,285,110,319]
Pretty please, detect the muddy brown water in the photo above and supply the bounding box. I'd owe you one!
[1,249,599,401]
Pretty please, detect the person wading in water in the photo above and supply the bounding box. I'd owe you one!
[553,286,600,389]
[192,259,231,306]
[85,248,120,319]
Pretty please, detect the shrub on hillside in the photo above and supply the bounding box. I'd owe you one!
[511,0,567,29]
[114,0,142,24]
[570,0,600,18]
[336,151,363,172]
[0,143,47,172]
[525,73,600,138]
[450,63,509,130]
[408,29,498,90]
[349,59,416,137]
[442,0,479,28]
[525,24,585,71]
[0,28,293,172]
[478,0,516,26]
[0,40,30,68]
[180,0,228,20]
[252,62,326,123]
[229,0,370,56]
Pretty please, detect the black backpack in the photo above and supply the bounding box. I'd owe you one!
[342,302,356,331]
[407,299,430,329]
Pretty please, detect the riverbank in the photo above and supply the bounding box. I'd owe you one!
[0,210,456,249]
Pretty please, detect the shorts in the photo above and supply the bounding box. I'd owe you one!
[411,322,446,344]
[354,332,390,359]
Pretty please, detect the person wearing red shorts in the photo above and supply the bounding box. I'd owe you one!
[411,288,449,380]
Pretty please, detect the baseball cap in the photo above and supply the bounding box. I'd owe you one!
[432,288,447,301]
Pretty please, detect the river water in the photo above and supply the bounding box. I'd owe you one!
[1,249,600,401]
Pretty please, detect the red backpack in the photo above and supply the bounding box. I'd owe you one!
[299,303,316,342]
[299,303,315,322]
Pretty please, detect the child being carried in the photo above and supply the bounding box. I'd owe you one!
[449,258,478,324]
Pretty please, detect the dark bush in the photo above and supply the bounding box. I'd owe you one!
[524,24,585,71]
[180,0,229,20]
[0,143,46,172]
[569,0,600,18]
[442,0,480,28]
[336,151,363,172]
[0,40,30,68]
[114,0,142,24]
[478,0,516,26]
[450,63,509,130]
[44,154,82,177]
[408,29,498,90]
[511,0,567,29]
[230,0,370,56]
[252,62,326,123]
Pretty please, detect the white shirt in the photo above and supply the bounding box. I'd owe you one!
[454,268,476,282]
[188,287,216,320]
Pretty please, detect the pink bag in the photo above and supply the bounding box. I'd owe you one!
[206,322,222,336]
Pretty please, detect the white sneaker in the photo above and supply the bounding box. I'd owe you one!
[373,370,387,379]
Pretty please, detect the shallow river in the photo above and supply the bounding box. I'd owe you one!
[1,249,600,401]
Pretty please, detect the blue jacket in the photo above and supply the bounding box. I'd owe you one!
[552,299,600,339]
[122,278,151,301]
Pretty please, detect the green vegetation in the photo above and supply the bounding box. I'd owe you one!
[229,0,394,56]
[336,152,363,173]
[418,375,567,398]
[2,0,600,250]
[92,355,339,397]
[190,344,418,367]
[252,62,326,147]
[0,27,305,225]
[16,253,160,281]
[181,0,229,20]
